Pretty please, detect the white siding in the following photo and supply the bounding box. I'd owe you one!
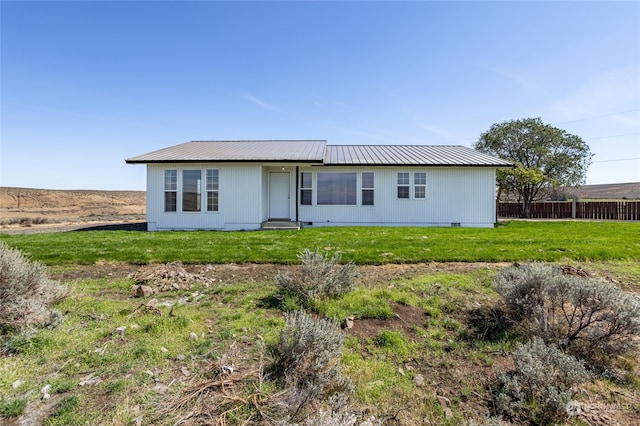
[298,166,496,228]
[146,163,263,230]
[261,167,269,221]
[145,163,498,230]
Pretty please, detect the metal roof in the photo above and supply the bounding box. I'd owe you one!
[324,145,513,167]
[125,140,327,163]
[126,141,512,167]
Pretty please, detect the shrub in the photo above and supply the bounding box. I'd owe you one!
[0,242,68,333]
[273,311,352,419]
[494,337,591,424]
[493,263,640,365]
[275,248,357,309]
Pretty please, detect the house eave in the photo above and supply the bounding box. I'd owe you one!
[319,163,513,168]
[125,159,324,165]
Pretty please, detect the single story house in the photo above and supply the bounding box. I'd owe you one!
[125,140,512,231]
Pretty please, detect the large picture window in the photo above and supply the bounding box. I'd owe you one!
[300,172,312,205]
[206,169,219,212]
[182,170,201,212]
[317,172,357,205]
[164,169,177,212]
[362,172,374,206]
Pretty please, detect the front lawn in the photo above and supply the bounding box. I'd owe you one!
[1,221,638,265]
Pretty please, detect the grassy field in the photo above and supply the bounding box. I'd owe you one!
[1,223,639,425]
[1,221,639,265]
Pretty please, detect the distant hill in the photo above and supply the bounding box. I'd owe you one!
[0,187,145,221]
[571,182,640,200]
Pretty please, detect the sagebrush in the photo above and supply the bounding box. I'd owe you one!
[494,337,591,424]
[493,262,640,365]
[275,248,357,309]
[0,242,67,334]
[273,311,352,420]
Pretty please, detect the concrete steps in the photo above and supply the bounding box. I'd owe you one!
[261,220,301,230]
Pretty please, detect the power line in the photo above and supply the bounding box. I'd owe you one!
[554,108,640,125]
[592,157,640,163]
[586,132,640,141]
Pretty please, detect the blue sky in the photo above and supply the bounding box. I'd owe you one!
[1,1,639,190]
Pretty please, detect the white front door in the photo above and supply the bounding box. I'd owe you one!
[269,172,290,219]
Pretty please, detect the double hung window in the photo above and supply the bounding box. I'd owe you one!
[397,171,427,199]
[206,169,219,212]
[362,172,374,205]
[397,172,410,199]
[300,172,312,205]
[414,172,426,199]
[164,170,177,212]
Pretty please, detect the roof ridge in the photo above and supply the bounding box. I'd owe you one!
[327,144,465,147]
[189,139,327,143]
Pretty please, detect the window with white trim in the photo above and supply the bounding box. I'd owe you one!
[414,172,426,199]
[300,172,312,205]
[164,169,177,212]
[206,169,219,212]
[317,172,357,205]
[397,172,409,199]
[362,172,374,205]
[182,170,201,212]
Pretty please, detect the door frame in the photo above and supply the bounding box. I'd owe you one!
[268,171,291,219]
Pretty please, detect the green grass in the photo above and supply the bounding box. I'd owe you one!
[0,397,28,418]
[1,221,638,265]
[1,262,638,424]
[1,223,639,424]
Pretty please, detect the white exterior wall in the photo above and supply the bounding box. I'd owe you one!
[146,163,263,230]
[298,166,497,228]
[145,163,497,230]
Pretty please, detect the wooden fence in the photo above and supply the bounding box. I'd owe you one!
[499,201,640,221]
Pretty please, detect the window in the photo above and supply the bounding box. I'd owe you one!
[362,172,374,205]
[206,169,219,212]
[300,172,312,205]
[414,172,426,199]
[317,172,357,205]
[182,170,201,212]
[397,172,409,199]
[164,169,177,212]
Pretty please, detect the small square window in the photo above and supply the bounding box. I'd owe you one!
[398,186,409,199]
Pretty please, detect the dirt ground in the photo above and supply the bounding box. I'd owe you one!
[0,187,145,234]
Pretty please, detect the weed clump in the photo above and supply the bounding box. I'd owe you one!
[273,311,352,419]
[275,248,357,310]
[373,329,409,355]
[0,397,28,418]
[494,337,591,424]
[493,262,640,366]
[0,242,68,335]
